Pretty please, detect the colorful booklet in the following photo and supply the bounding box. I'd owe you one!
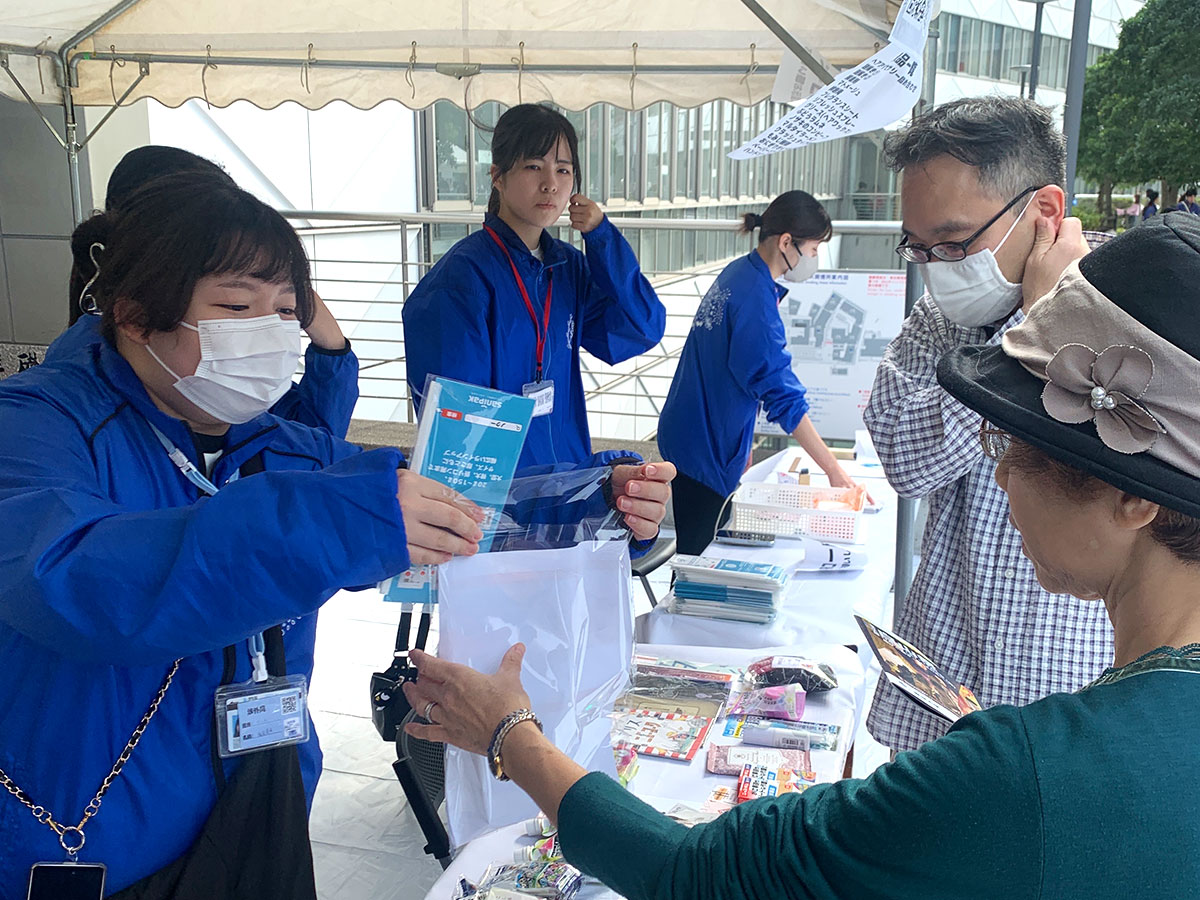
[409,376,535,552]
[856,615,982,723]
[612,709,714,761]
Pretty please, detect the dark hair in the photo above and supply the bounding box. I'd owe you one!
[487,104,581,216]
[884,97,1066,200]
[1003,438,1200,565]
[740,190,832,244]
[69,146,235,325]
[71,171,314,344]
[1185,187,1198,199]
[1147,188,1160,203]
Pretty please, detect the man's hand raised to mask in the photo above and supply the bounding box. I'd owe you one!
[1022,216,1090,313]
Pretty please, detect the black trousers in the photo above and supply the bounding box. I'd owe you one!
[671,471,733,555]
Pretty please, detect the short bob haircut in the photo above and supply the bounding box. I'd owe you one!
[488,104,582,215]
[71,171,315,343]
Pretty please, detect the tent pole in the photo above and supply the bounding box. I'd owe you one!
[738,0,836,84]
[1062,0,1092,210]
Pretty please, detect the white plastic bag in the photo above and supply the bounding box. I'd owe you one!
[438,539,634,847]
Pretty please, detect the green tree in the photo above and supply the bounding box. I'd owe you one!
[1079,0,1200,205]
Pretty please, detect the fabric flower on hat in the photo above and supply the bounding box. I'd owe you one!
[1041,343,1166,454]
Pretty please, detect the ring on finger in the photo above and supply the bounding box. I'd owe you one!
[423,700,438,721]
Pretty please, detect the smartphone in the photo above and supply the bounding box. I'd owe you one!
[27,862,106,900]
[714,529,776,547]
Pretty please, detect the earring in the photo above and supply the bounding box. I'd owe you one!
[78,242,104,317]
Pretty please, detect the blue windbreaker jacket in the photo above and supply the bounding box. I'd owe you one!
[0,333,408,895]
[45,316,361,438]
[657,251,810,497]
[403,213,665,469]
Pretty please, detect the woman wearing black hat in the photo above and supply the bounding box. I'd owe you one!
[396,211,1200,898]
[657,191,865,554]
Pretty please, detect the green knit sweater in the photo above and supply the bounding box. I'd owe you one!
[559,661,1200,899]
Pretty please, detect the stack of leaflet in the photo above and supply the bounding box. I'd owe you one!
[667,555,789,625]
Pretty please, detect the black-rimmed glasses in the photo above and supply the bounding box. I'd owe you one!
[895,185,1043,263]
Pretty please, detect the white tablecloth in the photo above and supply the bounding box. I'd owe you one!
[425,641,865,900]
[636,449,897,695]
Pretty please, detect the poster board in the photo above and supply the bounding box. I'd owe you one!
[756,270,905,441]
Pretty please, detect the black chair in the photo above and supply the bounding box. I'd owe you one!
[630,536,677,607]
[392,707,452,869]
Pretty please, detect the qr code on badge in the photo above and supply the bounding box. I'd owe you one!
[281,694,299,715]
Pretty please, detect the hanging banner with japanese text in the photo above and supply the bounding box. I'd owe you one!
[730,0,932,159]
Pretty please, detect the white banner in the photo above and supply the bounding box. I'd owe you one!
[771,51,825,105]
[731,0,932,159]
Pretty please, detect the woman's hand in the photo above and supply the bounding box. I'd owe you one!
[304,291,348,351]
[402,644,532,754]
[611,461,676,542]
[568,194,604,234]
[395,470,485,564]
[824,463,875,506]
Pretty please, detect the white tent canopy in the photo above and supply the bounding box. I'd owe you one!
[1,0,902,112]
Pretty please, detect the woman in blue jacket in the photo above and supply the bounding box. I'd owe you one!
[63,145,360,438]
[403,104,666,470]
[657,191,861,554]
[0,172,486,898]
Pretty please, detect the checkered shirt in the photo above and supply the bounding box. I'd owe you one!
[864,292,1115,752]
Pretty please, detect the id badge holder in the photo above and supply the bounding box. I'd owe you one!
[522,379,555,417]
[215,674,310,758]
[27,861,106,900]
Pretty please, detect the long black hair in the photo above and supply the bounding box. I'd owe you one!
[740,190,832,244]
[70,171,314,343]
[69,146,234,325]
[488,104,582,215]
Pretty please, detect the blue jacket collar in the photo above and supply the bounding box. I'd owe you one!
[483,212,568,269]
[92,336,280,465]
[748,249,787,303]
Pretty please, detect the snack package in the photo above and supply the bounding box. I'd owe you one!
[706,743,812,776]
[746,655,838,692]
[514,834,561,864]
[615,745,640,787]
[735,762,816,803]
[728,684,806,721]
[477,860,583,900]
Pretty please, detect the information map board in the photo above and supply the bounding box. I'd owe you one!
[755,270,906,442]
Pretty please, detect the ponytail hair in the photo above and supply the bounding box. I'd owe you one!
[739,211,765,235]
[487,104,582,215]
[748,190,832,245]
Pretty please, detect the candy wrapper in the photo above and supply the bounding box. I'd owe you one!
[736,762,816,803]
[728,684,806,721]
[747,655,838,693]
[473,860,583,900]
[706,743,812,776]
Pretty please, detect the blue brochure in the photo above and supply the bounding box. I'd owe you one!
[408,376,535,552]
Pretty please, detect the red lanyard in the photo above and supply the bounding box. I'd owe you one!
[484,224,553,381]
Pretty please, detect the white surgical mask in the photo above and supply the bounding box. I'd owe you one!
[783,247,820,283]
[920,196,1033,327]
[147,314,302,424]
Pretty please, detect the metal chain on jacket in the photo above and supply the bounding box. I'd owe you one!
[0,658,181,858]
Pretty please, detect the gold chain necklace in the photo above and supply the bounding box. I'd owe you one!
[0,659,180,859]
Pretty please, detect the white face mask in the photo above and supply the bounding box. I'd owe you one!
[920,196,1034,327]
[147,314,302,424]
[782,246,820,283]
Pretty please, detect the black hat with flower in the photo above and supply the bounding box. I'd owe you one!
[937,211,1200,518]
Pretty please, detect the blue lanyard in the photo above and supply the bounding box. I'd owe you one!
[147,421,266,681]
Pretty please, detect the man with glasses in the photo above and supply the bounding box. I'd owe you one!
[864,97,1113,753]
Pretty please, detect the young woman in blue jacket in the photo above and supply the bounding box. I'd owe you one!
[403,104,666,470]
[657,191,862,554]
[62,145,360,439]
[0,172,490,898]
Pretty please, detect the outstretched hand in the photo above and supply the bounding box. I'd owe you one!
[611,461,676,542]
